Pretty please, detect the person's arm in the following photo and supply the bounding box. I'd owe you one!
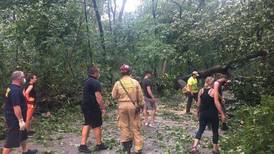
[13,105,26,130]
[137,83,144,106]
[24,85,35,102]
[14,105,24,121]
[94,82,106,115]
[146,86,155,100]
[111,82,119,100]
[196,89,203,118]
[11,90,26,130]
[95,91,106,111]
[213,82,226,122]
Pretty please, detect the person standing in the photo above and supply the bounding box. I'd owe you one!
[142,71,157,127]
[2,71,37,154]
[185,71,199,113]
[24,73,38,135]
[78,66,108,153]
[214,73,230,131]
[112,64,144,154]
[191,77,226,154]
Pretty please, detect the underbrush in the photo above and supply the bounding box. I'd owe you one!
[221,96,274,154]
[0,116,5,140]
[32,104,82,143]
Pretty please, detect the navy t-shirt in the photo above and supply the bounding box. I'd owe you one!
[4,84,27,128]
[142,78,152,98]
[82,76,101,112]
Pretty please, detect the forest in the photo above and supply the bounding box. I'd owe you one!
[0,0,273,153]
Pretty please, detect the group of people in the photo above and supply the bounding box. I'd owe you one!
[2,71,38,154]
[2,65,229,154]
[185,71,230,154]
[78,65,157,154]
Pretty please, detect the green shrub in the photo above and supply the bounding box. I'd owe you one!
[231,78,261,106]
[222,96,274,154]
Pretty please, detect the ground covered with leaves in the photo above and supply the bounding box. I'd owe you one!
[0,96,224,154]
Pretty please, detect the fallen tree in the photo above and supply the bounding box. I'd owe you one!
[175,50,270,88]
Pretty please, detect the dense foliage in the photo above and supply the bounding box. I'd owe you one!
[0,0,273,152]
[221,96,274,153]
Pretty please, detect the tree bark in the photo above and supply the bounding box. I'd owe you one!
[110,0,117,24]
[161,58,168,75]
[118,0,127,22]
[91,0,106,51]
[83,0,93,63]
[176,50,270,83]
[107,0,112,32]
[197,0,205,11]
[170,0,182,19]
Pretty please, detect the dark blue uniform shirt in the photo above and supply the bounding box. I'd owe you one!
[4,84,27,128]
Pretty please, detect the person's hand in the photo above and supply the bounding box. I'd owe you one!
[19,119,26,131]
[152,97,157,103]
[221,113,226,123]
[28,97,35,102]
[196,110,200,121]
[101,109,106,117]
[222,98,225,104]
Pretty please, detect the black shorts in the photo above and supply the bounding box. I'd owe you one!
[83,110,102,129]
[4,128,28,148]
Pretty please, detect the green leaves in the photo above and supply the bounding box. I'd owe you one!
[221,96,274,153]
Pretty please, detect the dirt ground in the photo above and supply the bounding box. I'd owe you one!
[0,99,221,154]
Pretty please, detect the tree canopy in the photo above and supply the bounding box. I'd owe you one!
[0,0,273,153]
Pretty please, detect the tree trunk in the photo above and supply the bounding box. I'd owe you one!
[83,0,93,64]
[170,0,182,19]
[161,58,168,75]
[118,0,127,22]
[176,50,269,83]
[111,0,117,24]
[197,0,205,11]
[91,0,106,51]
[107,0,112,32]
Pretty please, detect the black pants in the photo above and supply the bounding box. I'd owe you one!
[195,113,219,144]
[186,92,198,113]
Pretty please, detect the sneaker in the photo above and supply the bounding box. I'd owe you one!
[212,150,220,154]
[22,149,38,154]
[78,145,92,153]
[191,147,198,154]
[27,130,35,136]
[135,149,142,154]
[95,143,108,151]
[149,123,156,128]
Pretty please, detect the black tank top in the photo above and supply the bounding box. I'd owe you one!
[199,88,218,114]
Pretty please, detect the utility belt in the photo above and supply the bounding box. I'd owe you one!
[118,100,137,103]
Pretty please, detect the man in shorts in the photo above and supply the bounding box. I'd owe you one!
[78,66,108,153]
[185,71,199,114]
[3,71,37,154]
[142,71,157,127]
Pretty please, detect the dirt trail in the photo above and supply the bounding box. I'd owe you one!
[0,103,217,154]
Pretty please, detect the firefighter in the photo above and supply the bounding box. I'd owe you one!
[112,64,144,154]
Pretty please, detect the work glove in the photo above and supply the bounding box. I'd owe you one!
[19,119,26,131]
